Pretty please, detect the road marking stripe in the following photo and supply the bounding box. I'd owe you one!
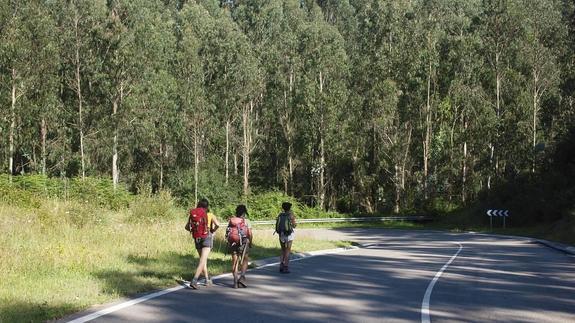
[421,242,463,323]
[66,246,359,322]
[67,285,184,323]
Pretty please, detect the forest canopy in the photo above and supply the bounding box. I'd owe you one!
[1,0,574,215]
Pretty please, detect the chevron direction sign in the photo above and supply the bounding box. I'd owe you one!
[487,209,510,229]
[486,209,510,217]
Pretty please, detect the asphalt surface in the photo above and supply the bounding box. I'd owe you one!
[64,229,575,323]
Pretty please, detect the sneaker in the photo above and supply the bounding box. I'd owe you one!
[186,278,198,289]
[238,275,247,288]
[205,278,213,287]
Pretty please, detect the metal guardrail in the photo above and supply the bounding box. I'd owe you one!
[251,216,431,225]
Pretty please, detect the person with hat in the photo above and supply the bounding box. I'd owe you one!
[276,202,297,273]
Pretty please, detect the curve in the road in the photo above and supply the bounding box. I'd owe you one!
[421,242,463,323]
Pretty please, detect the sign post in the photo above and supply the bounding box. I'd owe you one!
[487,209,510,230]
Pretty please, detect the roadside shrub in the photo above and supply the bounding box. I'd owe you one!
[0,186,42,209]
[245,191,301,220]
[69,177,131,210]
[0,175,131,210]
[424,197,461,216]
[128,190,177,223]
[299,206,341,219]
[167,166,241,209]
[216,191,343,221]
[34,199,107,228]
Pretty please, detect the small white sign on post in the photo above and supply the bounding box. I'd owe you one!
[487,209,510,230]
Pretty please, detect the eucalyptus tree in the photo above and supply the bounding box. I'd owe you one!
[479,0,521,189]
[0,2,58,178]
[297,5,348,209]
[412,0,446,200]
[125,1,178,191]
[201,8,262,195]
[25,3,60,176]
[435,0,493,203]
[1,3,30,177]
[515,0,563,173]
[59,0,107,179]
[0,0,7,172]
[177,2,214,203]
[98,0,151,189]
[349,0,417,212]
[232,0,305,195]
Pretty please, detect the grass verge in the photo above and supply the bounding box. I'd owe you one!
[0,201,350,323]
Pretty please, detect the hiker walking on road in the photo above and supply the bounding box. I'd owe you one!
[276,202,296,273]
[186,198,220,289]
[226,204,252,288]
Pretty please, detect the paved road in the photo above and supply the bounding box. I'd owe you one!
[65,229,575,323]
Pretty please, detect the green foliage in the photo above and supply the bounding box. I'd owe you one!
[167,165,242,209]
[69,177,131,210]
[0,175,131,210]
[128,190,177,223]
[245,191,300,220]
[217,191,341,220]
[1,0,574,225]
[423,197,461,216]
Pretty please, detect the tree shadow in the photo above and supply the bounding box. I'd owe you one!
[0,300,81,323]
[91,235,285,299]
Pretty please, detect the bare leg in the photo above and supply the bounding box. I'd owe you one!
[279,241,285,268]
[283,241,292,271]
[231,253,239,288]
[194,247,210,280]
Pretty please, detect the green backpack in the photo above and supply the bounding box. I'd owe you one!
[275,212,293,235]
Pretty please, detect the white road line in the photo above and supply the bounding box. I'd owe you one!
[421,242,463,323]
[67,285,185,323]
[66,246,359,322]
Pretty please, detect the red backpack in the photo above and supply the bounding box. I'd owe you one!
[226,217,249,245]
[188,207,208,239]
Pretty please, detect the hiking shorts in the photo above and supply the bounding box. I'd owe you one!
[279,232,295,243]
[194,234,213,250]
[228,240,250,255]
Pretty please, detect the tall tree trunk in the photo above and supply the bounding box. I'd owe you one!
[288,69,294,191]
[41,118,47,175]
[112,86,121,189]
[400,123,412,211]
[112,99,119,189]
[462,117,468,204]
[225,119,230,184]
[423,60,432,200]
[319,133,326,210]
[288,143,294,194]
[394,164,401,214]
[489,52,501,190]
[75,15,86,180]
[234,151,238,175]
[318,71,326,210]
[242,101,252,196]
[532,70,539,173]
[159,142,164,190]
[281,68,295,195]
[194,129,199,205]
[9,69,17,180]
